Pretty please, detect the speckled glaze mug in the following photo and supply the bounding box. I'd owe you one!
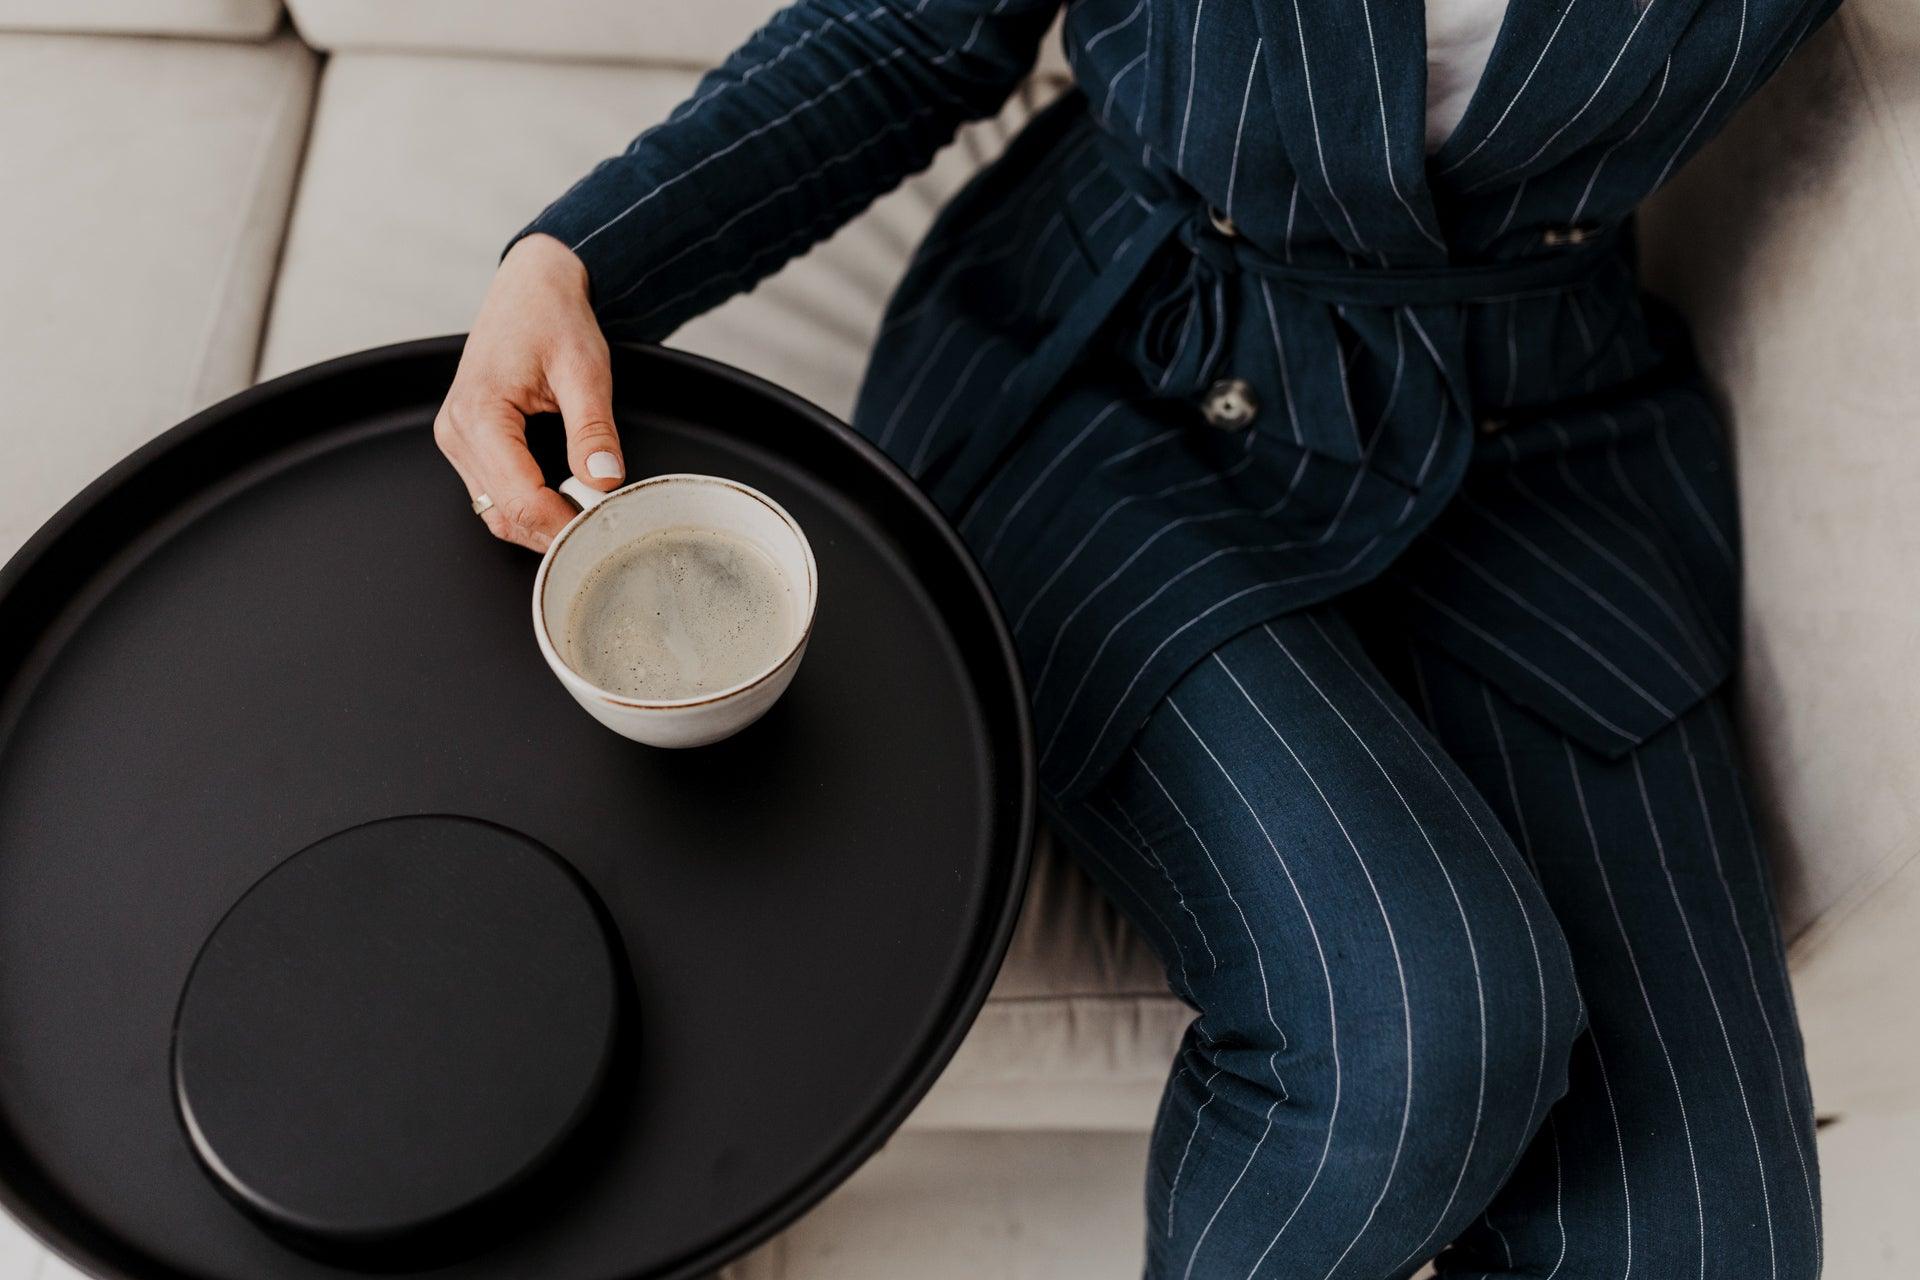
[532,473,818,748]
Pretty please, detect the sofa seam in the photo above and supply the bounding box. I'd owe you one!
[182,36,318,410]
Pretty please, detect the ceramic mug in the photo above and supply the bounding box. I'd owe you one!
[532,473,818,747]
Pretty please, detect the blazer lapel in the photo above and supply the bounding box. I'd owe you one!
[1429,0,1716,196]
[1250,0,1448,264]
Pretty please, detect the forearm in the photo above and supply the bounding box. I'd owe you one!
[515,0,1061,337]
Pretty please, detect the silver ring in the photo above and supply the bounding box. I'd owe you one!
[470,493,495,517]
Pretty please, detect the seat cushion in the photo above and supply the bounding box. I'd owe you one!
[0,0,281,39]
[0,31,316,559]
[282,0,1071,80]
[1639,0,1920,946]
[260,49,1186,1131]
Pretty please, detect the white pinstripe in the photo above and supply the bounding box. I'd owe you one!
[1589,1034,1635,1277]
[1650,404,1735,566]
[1047,481,1397,792]
[1054,805,1193,986]
[1650,0,1749,191]
[1545,1114,1568,1278]
[602,102,941,307]
[1356,0,1448,250]
[1109,799,1221,973]
[1011,442,1269,636]
[1398,310,1454,486]
[618,181,876,328]
[908,339,1006,472]
[1209,651,1415,1280]
[1640,745,1778,1279]
[1566,739,1705,1279]
[1256,279,1307,445]
[1403,585,1639,744]
[1135,0,1152,132]
[1102,428,1183,467]
[1374,311,1409,429]
[1309,618,1560,1274]
[1029,466,1339,706]
[663,6,887,135]
[1429,536,1685,715]
[1167,1066,1224,1235]
[1566,292,1603,393]
[1272,624,1495,1275]
[574,44,921,253]
[1595,411,1733,652]
[1494,175,1530,238]
[1284,0,1370,250]
[1102,47,1147,123]
[1062,543,1382,798]
[1161,700,1344,1280]
[1179,1097,1280,1280]
[1453,493,1705,693]
[1224,41,1264,222]
[980,401,1124,565]
[1082,0,1146,54]
[1082,802,1201,986]
[1468,0,1665,192]
[1702,707,1822,1272]
[878,316,967,448]
[1573,56,1673,223]
[1503,430,1724,672]
[1022,453,1287,663]
[1136,749,1287,1057]
[1438,0,1586,176]
[1175,0,1207,169]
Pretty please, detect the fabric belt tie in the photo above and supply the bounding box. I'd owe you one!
[923,197,1624,514]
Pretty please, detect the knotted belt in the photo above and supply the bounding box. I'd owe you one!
[921,185,1625,514]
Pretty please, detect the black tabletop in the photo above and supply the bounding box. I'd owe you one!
[0,339,1033,1280]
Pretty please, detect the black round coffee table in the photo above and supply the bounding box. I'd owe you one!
[0,338,1034,1279]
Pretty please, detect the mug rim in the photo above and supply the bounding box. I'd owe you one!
[532,472,819,711]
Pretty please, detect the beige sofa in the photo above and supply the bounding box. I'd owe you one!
[0,0,1912,1275]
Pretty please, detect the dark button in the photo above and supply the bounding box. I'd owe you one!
[1207,206,1239,239]
[1201,378,1259,430]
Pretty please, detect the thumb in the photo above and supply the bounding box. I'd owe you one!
[550,342,623,491]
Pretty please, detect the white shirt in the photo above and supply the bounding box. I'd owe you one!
[1425,0,1511,151]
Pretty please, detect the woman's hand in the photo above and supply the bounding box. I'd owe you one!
[434,234,624,552]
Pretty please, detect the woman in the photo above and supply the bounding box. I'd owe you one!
[434,0,1834,1273]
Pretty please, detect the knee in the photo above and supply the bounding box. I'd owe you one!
[1195,899,1584,1134]
[1313,905,1587,1169]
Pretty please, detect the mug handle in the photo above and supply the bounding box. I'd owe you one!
[558,476,614,514]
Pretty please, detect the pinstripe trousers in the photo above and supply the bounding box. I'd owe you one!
[1048,602,1820,1279]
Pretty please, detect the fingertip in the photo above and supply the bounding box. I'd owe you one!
[584,449,624,488]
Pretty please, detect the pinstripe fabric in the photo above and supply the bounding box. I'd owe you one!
[507,4,1833,1273]
[1049,605,1818,1278]
[518,0,1841,802]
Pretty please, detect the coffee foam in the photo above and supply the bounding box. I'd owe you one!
[564,527,796,701]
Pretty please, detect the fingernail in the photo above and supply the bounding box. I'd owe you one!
[587,450,622,480]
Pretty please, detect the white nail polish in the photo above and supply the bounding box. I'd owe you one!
[587,451,622,480]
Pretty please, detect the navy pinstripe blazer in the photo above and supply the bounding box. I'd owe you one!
[521,0,1841,798]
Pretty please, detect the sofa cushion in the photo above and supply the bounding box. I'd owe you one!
[260,49,1187,1131]
[1639,0,1920,946]
[0,31,316,559]
[0,0,280,40]
[282,0,1071,80]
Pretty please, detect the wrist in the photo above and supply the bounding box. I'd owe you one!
[502,233,590,298]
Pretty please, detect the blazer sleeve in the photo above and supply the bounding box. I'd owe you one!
[513,0,1064,338]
